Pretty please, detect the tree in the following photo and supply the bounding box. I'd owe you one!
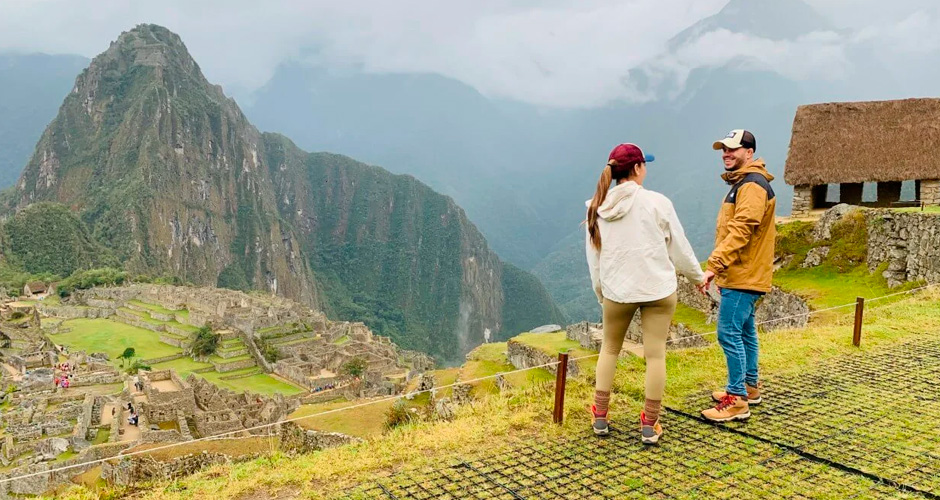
[343,357,367,378]
[190,326,218,357]
[116,347,136,368]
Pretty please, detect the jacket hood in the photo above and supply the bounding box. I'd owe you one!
[585,181,641,221]
[721,158,774,184]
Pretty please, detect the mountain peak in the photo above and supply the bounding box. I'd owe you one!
[106,24,189,68]
[669,0,832,50]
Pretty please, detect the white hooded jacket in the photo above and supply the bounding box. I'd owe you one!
[586,181,704,304]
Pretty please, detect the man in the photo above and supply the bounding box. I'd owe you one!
[700,129,776,422]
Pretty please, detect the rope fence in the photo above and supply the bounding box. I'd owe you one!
[1,280,938,486]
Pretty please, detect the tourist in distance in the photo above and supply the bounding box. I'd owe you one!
[700,130,777,422]
[586,144,707,444]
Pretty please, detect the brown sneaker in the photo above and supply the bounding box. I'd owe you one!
[640,412,663,445]
[702,394,750,422]
[712,383,762,405]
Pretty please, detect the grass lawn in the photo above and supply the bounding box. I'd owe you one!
[128,437,278,461]
[52,318,180,364]
[461,343,553,395]
[90,429,110,445]
[673,303,711,333]
[893,205,940,214]
[196,370,305,396]
[290,398,396,438]
[773,264,923,311]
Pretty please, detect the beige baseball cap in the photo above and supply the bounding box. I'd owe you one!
[713,129,757,151]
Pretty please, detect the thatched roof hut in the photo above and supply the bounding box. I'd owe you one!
[785,98,940,216]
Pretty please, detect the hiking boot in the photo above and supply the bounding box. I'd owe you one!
[712,383,762,405]
[640,412,663,445]
[702,394,750,422]
[590,405,609,436]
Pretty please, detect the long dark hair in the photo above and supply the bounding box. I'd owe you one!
[586,159,640,250]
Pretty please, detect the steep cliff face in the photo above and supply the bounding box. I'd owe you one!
[11,24,563,362]
[263,138,510,359]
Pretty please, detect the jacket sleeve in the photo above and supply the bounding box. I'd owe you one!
[707,183,767,274]
[662,198,705,283]
[585,224,603,305]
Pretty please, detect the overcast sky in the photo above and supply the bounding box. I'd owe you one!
[1,0,939,107]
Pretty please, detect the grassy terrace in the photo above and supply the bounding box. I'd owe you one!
[127,300,183,316]
[149,356,304,396]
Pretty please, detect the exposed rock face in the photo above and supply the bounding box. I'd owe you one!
[530,324,563,334]
[813,204,860,241]
[12,24,562,362]
[754,287,810,331]
[802,246,830,268]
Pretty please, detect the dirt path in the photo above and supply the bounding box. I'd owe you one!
[99,403,116,426]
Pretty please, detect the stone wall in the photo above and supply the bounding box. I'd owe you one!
[36,303,111,319]
[73,393,94,441]
[0,441,128,496]
[193,411,244,437]
[278,422,362,455]
[142,370,196,417]
[866,210,940,287]
[102,452,232,486]
[506,339,579,378]
[212,357,256,373]
[922,179,940,206]
[791,184,814,218]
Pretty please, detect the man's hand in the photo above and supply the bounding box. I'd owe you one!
[697,271,716,294]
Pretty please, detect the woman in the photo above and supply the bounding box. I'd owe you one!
[586,143,705,444]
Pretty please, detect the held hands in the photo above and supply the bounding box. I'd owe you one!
[697,270,716,295]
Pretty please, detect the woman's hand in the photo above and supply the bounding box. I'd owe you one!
[697,271,716,294]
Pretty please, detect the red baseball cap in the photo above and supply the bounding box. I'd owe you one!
[608,143,655,165]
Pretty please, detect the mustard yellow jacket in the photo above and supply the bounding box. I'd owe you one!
[706,160,776,293]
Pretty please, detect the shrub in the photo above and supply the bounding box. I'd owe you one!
[343,357,368,378]
[190,326,218,357]
[262,343,279,363]
[383,400,417,431]
[57,267,127,297]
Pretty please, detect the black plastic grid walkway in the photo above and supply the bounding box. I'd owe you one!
[340,337,940,499]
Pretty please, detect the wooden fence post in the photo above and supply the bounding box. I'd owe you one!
[853,297,865,347]
[552,351,569,424]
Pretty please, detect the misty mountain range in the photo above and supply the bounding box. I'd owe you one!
[1,0,936,323]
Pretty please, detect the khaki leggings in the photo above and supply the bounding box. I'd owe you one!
[595,293,677,401]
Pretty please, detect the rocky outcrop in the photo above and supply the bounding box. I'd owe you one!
[813,204,860,241]
[802,247,829,268]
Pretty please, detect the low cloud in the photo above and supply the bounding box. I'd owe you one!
[0,0,938,108]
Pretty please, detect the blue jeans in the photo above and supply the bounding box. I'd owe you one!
[717,288,762,397]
